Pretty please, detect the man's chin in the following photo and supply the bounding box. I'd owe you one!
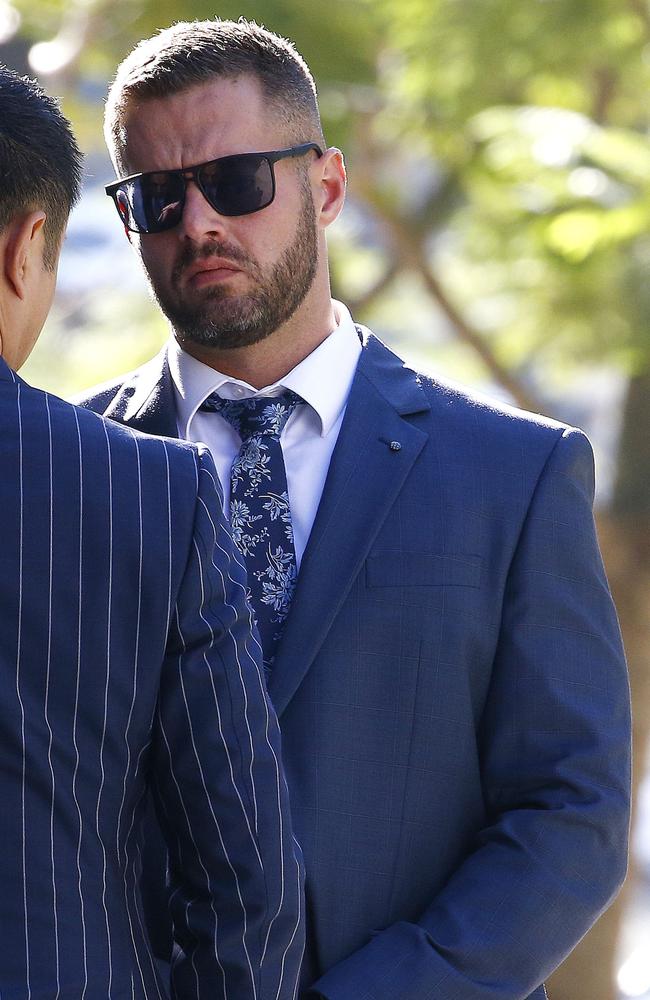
[173,316,274,351]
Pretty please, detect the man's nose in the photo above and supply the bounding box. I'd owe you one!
[179,178,229,241]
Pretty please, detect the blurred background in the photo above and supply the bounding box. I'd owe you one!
[2,1,649,996]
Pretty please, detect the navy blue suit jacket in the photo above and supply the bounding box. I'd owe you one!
[76,329,631,1000]
[1,356,304,999]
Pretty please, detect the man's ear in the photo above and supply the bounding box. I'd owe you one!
[4,211,47,299]
[315,148,347,229]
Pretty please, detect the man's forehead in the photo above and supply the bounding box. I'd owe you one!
[120,76,283,172]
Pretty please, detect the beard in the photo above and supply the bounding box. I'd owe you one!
[143,181,319,350]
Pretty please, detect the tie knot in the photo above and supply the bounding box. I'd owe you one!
[200,389,303,441]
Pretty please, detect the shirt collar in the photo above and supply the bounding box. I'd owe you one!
[169,300,361,439]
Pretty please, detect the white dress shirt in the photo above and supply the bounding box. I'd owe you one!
[168,300,362,568]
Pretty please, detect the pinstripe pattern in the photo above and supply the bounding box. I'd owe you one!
[0,356,304,1000]
[44,394,62,1000]
[15,381,29,999]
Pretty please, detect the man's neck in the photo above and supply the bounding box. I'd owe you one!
[178,299,338,389]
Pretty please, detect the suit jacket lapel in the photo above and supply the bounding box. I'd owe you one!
[268,334,430,717]
[104,347,179,438]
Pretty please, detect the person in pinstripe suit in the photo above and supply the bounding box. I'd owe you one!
[0,67,304,999]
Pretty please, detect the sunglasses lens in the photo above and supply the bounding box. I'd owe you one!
[110,152,279,232]
[199,154,274,216]
[117,173,185,234]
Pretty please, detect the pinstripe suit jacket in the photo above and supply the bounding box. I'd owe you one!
[76,329,631,1000]
[0,355,304,1000]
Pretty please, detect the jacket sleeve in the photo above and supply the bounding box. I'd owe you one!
[151,445,305,1000]
[311,428,631,1000]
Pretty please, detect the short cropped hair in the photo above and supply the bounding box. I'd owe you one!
[105,18,325,172]
[0,66,83,270]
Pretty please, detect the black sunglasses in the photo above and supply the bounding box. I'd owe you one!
[105,142,323,235]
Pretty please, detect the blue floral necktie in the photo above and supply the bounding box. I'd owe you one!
[200,389,303,672]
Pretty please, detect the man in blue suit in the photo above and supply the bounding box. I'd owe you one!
[0,65,304,999]
[78,19,631,1000]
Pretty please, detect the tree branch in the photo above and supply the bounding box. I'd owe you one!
[343,260,401,317]
[628,0,650,35]
[351,180,544,413]
[592,66,618,125]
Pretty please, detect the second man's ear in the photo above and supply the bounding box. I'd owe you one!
[3,211,47,299]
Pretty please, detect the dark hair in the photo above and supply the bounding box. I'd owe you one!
[105,19,325,171]
[0,66,83,270]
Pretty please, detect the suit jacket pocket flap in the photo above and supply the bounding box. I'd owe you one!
[366,552,483,588]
